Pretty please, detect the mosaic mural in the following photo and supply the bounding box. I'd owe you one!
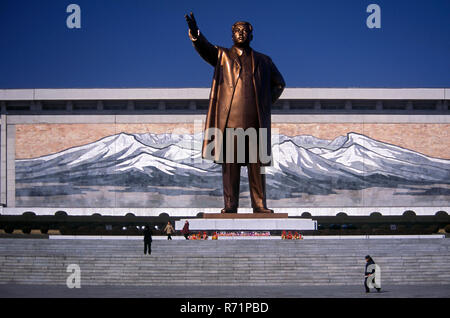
[15,123,450,208]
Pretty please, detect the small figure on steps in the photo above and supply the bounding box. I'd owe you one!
[143,225,152,255]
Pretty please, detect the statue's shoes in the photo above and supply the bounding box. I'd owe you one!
[221,208,237,213]
[253,207,274,213]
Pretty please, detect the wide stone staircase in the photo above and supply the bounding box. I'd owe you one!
[0,238,449,286]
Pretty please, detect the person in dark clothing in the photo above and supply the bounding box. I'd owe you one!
[364,255,381,293]
[181,220,190,240]
[143,225,153,255]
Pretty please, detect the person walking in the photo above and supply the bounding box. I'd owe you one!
[164,221,175,240]
[143,225,152,255]
[181,220,190,240]
[364,255,381,293]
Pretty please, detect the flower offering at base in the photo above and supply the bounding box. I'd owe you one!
[281,231,303,240]
[212,232,218,240]
[218,231,270,237]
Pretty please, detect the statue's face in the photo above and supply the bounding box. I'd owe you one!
[232,24,252,47]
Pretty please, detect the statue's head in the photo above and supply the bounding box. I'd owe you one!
[232,21,253,47]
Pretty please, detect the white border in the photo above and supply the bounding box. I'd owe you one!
[48,234,445,240]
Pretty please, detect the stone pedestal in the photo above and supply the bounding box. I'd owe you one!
[202,213,288,219]
[175,214,317,231]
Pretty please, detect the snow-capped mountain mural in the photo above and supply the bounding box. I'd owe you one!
[15,132,450,208]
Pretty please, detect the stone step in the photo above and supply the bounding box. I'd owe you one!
[0,238,448,286]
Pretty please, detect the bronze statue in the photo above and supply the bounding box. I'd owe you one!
[185,13,285,213]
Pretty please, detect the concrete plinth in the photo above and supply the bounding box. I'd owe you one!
[202,213,288,219]
[175,218,317,231]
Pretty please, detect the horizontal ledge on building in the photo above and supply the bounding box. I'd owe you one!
[3,114,450,124]
[1,207,448,217]
[46,234,446,240]
[1,88,449,101]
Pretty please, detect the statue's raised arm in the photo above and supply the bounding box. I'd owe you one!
[185,12,218,67]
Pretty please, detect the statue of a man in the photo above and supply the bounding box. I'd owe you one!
[185,13,285,213]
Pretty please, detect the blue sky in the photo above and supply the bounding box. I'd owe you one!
[0,0,449,88]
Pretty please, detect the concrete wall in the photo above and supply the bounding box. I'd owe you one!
[1,88,448,216]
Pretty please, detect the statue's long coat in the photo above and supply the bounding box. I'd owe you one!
[189,31,285,165]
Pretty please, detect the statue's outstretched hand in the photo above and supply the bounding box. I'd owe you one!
[185,12,199,35]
